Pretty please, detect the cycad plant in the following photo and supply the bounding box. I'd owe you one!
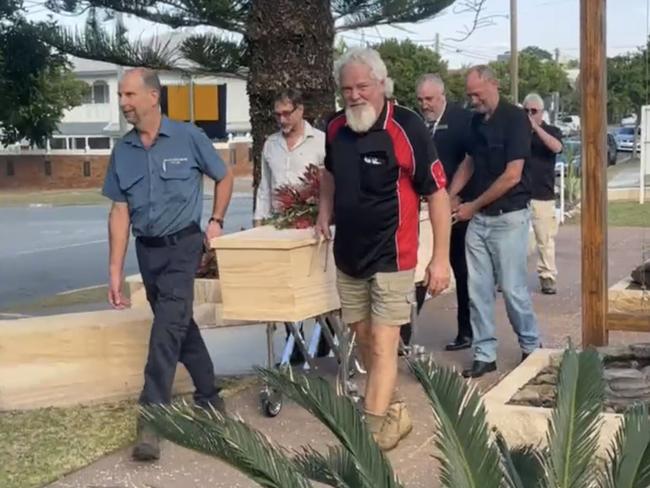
[143,347,650,487]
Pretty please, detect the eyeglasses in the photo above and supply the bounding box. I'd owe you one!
[273,106,299,119]
[524,108,540,115]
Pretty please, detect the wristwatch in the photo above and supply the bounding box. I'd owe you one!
[208,217,224,228]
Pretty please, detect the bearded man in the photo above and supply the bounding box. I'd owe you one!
[315,48,451,451]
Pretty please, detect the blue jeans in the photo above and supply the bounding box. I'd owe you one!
[465,208,540,363]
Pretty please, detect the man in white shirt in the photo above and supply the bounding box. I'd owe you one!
[254,89,330,363]
[254,89,326,224]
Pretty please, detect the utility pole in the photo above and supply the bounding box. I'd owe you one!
[510,0,518,104]
[434,33,440,55]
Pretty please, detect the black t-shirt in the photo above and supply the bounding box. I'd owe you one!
[430,102,476,200]
[325,100,446,279]
[529,123,563,200]
[467,99,532,214]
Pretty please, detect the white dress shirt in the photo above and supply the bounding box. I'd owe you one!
[254,121,325,221]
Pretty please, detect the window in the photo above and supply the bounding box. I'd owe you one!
[73,137,86,150]
[44,160,52,176]
[83,160,91,177]
[6,160,14,177]
[49,138,67,150]
[92,81,109,104]
[88,137,110,149]
[81,82,92,104]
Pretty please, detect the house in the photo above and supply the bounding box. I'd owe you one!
[51,56,252,151]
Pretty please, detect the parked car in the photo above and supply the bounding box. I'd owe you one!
[556,114,581,136]
[614,126,641,152]
[621,113,638,126]
[555,134,617,176]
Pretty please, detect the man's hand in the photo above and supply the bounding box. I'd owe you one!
[315,211,332,240]
[108,271,130,310]
[450,194,462,212]
[205,220,223,242]
[528,114,540,130]
[424,257,450,297]
[453,201,478,222]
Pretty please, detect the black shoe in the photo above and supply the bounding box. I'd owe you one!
[462,360,497,378]
[540,278,557,295]
[445,337,472,351]
[132,419,160,462]
[521,344,543,363]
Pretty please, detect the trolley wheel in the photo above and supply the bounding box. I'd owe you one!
[260,389,283,417]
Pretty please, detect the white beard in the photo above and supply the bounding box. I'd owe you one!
[345,104,378,133]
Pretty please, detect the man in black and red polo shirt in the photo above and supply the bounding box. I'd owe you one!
[315,48,451,451]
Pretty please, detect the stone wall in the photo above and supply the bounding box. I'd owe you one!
[0,142,253,191]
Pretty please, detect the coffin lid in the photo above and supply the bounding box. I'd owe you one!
[211,225,331,250]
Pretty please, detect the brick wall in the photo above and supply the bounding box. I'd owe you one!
[0,142,253,191]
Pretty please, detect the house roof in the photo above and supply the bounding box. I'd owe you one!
[55,122,122,136]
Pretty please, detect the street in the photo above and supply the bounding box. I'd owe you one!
[0,194,254,309]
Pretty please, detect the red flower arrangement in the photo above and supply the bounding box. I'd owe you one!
[266,164,321,229]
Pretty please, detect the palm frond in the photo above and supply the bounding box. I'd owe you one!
[495,432,544,488]
[409,357,503,488]
[293,445,361,488]
[142,402,311,488]
[179,34,248,74]
[543,347,604,488]
[598,403,650,488]
[257,367,402,488]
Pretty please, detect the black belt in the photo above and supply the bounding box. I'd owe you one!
[137,223,201,247]
[480,206,527,217]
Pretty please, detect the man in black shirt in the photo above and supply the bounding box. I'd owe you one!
[449,65,541,379]
[523,93,563,295]
[416,73,474,351]
[316,48,451,450]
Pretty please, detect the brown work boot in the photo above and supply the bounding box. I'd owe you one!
[388,401,413,440]
[132,417,160,462]
[366,406,406,451]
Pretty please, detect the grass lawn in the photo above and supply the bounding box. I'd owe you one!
[567,201,650,227]
[607,201,650,227]
[0,286,109,316]
[0,189,106,207]
[0,402,137,488]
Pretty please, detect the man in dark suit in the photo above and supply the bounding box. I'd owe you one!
[415,73,474,351]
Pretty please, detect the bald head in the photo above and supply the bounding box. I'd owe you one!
[118,68,162,130]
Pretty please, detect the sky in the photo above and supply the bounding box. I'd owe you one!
[24,0,650,69]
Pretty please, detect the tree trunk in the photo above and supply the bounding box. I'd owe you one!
[246,0,335,203]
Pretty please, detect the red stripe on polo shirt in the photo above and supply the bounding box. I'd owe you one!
[386,110,419,271]
[327,113,347,143]
[431,159,447,189]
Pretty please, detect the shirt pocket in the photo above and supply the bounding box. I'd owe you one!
[160,162,194,202]
[359,150,395,196]
[116,168,146,210]
[487,142,507,177]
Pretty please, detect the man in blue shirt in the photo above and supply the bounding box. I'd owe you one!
[102,68,233,461]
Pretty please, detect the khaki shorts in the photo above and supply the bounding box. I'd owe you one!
[336,269,415,326]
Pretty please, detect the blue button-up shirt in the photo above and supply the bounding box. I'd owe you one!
[102,116,228,237]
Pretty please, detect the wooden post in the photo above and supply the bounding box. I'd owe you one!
[509,0,518,103]
[580,0,608,346]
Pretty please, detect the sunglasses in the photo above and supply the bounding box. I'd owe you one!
[524,108,540,115]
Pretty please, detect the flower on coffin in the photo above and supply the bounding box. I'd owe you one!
[265,164,321,229]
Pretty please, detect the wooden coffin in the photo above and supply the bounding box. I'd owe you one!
[212,226,340,322]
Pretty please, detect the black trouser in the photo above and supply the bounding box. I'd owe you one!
[400,221,472,345]
[135,224,219,407]
[450,220,472,340]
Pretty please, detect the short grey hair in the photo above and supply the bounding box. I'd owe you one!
[416,73,445,91]
[466,64,498,82]
[523,92,545,109]
[124,67,162,102]
[334,47,392,96]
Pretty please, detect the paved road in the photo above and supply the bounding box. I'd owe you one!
[0,194,254,309]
